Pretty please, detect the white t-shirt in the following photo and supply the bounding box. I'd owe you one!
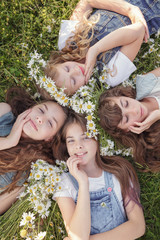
[53,171,125,214]
[58,20,136,87]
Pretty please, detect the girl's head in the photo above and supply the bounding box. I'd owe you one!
[6,87,68,141]
[98,86,137,134]
[22,101,67,141]
[52,111,141,206]
[53,111,98,163]
[98,86,160,172]
[44,60,86,95]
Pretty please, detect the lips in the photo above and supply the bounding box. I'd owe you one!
[75,152,87,158]
[79,66,85,75]
[29,119,38,131]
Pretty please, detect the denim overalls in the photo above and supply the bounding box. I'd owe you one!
[68,171,127,235]
[88,0,160,68]
[0,112,26,194]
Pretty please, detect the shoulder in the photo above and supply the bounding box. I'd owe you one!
[136,73,159,100]
[0,103,11,117]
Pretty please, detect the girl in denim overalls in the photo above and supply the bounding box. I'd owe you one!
[0,87,67,214]
[53,112,145,239]
[43,0,160,96]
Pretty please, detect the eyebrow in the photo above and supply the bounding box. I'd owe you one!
[120,99,123,107]
[43,104,58,125]
[66,133,86,139]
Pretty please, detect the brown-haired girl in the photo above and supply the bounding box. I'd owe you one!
[0,87,67,214]
[52,111,145,239]
[98,67,160,172]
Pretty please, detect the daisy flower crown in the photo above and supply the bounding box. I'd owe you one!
[28,50,133,157]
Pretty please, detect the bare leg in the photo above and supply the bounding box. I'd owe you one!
[0,186,25,214]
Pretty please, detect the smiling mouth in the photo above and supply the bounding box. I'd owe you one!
[29,120,38,131]
[75,152,87,158]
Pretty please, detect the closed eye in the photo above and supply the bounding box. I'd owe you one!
[71,78,76,85]
[125,115,129,123]
[125,100,128,107]
[65,66,69,72]
[39,108,44,113]
[48,120,53,127]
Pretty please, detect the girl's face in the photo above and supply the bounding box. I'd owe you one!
[22,101,66,141]
[110,96,149,131]
[56,61,85,95]
[66,123,98,167]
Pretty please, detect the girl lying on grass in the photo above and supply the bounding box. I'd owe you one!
[52,111,145,240]
[42,0,160,96]
[98,67,160,172]
[0,87,67,214]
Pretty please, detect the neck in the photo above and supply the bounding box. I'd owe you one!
[80,161,102,178]
[141,97,159,114]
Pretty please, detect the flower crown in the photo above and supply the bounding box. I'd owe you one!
[28,50,133,157]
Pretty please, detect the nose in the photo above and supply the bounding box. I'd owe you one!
[36,116,43,124]
[71,65,79,76]
[124,106,138,116]
[75,140,83,150]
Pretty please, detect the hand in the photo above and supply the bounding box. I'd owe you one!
[84,45,98,83]
[128,6,149,42]
[7,109,31,147]
[67,156,88,185]
[129,109,160,134]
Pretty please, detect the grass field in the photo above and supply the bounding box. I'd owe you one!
[0,0,160,239]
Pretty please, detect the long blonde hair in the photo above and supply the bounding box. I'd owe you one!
[44,11,99,81]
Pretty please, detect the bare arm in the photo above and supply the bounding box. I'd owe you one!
[89,199,145,240]
[0,186,25,214]
[57,156,91,240]
[70,0,149,41]
[0,109,31,150]
[85,22,145,80]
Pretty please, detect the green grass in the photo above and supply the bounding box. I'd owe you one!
[0,0,160,239]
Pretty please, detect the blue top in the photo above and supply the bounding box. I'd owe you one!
[0,111,16,137]
[0,111,26,194]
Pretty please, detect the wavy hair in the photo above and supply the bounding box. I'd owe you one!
[44,11,99,85]
[0,87,68,193]
[98,86,160,172]
[52,111,141,208]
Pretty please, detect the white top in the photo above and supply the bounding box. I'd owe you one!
[53,171,125,214]
[58,20,136,87]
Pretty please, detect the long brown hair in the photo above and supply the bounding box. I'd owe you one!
[0,87,67,193]
[98,86,160,172]
[52,111,141,207]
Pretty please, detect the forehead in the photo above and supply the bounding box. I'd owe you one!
[66,123,85,136]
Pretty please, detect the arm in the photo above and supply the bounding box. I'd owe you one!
[70,0,149,41]
[57,156,91,240]
[89,199,145,240]
[0,186,25,214]
[85,21,145,80]
[0,109,31,150]
[0,102,11,117]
